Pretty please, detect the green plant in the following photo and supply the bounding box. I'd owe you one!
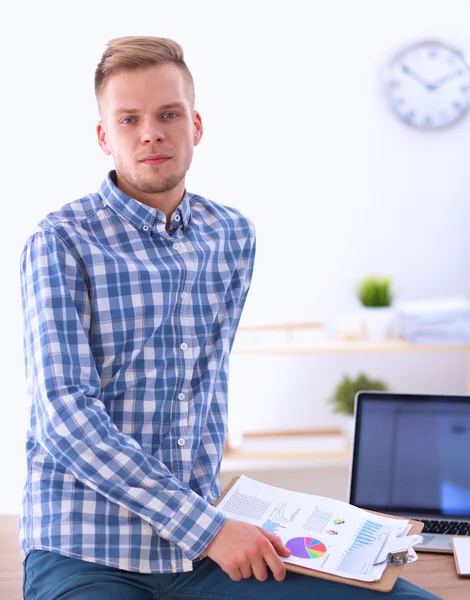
[329,373,389,416]
[356,275,393,307]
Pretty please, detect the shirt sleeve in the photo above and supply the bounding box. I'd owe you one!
[20,227,226,560]
[229,221,256,351]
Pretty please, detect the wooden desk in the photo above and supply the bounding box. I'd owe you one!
[402,552,469,600]
[0,515,468,599]
[0,516,22,600]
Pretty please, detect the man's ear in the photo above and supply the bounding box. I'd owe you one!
[193,111,203,147]
[97,121,112,156]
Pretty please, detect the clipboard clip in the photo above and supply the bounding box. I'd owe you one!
[375,534,423,566]
[387,550,410,566]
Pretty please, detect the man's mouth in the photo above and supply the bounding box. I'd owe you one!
[140,156,170,166]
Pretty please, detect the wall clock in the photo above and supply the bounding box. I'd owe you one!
[388,40,470,130]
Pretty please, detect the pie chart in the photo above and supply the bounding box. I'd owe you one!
[286,537,327,560]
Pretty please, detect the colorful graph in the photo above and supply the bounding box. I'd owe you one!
[333,519,345,525]
[286,537,327,560]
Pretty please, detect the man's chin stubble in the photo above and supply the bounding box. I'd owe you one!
[132,171,186,195]
[140,177,184,194]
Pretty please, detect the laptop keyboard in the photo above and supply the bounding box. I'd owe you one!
[421,519,470,535]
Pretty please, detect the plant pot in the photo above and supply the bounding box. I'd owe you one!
[361,306,395,341]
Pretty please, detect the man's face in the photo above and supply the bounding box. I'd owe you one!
[97,63,202,198]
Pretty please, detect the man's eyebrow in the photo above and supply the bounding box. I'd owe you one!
[113,102,187,115]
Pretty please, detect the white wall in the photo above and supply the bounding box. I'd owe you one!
[2,0,470,513]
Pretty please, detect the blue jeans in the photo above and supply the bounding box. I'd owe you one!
[24,550,441,600]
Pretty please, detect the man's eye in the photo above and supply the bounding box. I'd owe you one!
[122,117,135,124]
[163,112,177,119]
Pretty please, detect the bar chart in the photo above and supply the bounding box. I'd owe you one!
[338,519,384,573]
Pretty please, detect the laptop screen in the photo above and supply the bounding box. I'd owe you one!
[349,392,470,517]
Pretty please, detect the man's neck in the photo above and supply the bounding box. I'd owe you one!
[115,172,185,225]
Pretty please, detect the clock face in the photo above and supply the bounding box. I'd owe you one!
[388,41,470,130]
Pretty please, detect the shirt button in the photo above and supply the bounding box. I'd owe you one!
[180,342,188,351]
[173,243,180,250]
[177,438,185,447]
[178,392,185,401]
[174,215,181,222]
[181,292,187,299]
[143,225,149,231]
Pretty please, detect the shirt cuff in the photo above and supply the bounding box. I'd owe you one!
[160,489,228,560]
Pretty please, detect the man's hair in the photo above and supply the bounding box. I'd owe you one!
[94,36,195,109]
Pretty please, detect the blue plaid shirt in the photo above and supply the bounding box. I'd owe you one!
[19,171,255,573]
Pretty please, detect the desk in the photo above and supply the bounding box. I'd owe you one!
[403,552,469,599]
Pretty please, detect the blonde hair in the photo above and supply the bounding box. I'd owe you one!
[94,36,195,108]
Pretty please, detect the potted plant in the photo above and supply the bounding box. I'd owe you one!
[329,373,389,439]
[356,275,394,340]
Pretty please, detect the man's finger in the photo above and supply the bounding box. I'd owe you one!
[250,554,269,582]
[262,531,291,556]
[239,560,253,579]
[263,544,287,582]
[227,566,243,582]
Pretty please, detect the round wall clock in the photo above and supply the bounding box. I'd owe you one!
[387,40,470,130]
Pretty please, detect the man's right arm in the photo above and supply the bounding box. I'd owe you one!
[20,227,226,560]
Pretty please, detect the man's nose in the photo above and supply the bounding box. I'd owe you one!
[141,122,165,143]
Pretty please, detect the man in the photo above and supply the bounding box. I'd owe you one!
[20,36,439,599]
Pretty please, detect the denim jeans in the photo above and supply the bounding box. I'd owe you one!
[23,550,442,600]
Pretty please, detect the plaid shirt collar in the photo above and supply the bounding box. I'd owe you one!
[99,170,191,233]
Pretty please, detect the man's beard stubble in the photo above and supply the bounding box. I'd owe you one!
[118,162,188,196]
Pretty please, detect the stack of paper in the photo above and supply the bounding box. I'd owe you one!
[396,296,470,344]
[216,475,422,583]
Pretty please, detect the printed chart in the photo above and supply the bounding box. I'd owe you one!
[338,520,384,574]
[263,502,300,534]
[271,502,300,524]
[286,537,327,560]
[262,519,286,534]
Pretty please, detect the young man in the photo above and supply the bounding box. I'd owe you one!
[20,36,439,599]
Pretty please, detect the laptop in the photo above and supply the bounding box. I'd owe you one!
[348,391,470,553]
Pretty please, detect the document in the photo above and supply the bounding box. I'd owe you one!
[216,475,421,582]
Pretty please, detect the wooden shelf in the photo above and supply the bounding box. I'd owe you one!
[232,337,470,393]
[221,449,351,472]
[222,431,351,471]
[233,339,470,355]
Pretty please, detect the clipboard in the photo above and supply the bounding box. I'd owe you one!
[451,536,470,577]
[213,476,423,593]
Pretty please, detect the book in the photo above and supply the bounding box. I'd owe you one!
[213,475,423,591]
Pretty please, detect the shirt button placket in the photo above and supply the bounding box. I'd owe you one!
[173,238,189,470]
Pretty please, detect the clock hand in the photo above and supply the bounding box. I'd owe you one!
[401,64,431,88]
[428,69,466,90]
